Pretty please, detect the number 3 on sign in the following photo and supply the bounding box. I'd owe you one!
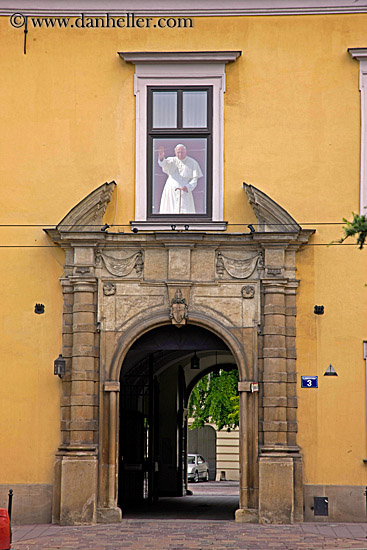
[301,376,318,388]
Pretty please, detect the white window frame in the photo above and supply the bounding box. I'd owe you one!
[119,51,241,231]
[349,48,367,215]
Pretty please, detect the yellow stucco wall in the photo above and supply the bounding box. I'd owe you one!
[1,12,367,487]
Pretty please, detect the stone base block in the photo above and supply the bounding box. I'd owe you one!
[235,507,258,523]
[259,456,294,524]
[97,507,122,523]
[60,454,98,525]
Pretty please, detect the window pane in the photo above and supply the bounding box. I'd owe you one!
[152,138,207,215]
[153,91,177,128]
[182,91,207,128]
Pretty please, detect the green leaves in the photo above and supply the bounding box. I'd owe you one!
[339,212,367,249]
[188,369,239,431]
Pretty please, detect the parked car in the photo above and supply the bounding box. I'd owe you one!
[188,453,210,482]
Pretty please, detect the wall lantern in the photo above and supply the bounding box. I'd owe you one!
[363,341,367,360]
[324,364,337,376]
[54,354,66,378]
[190,352,200,370]
[314,305,324,315]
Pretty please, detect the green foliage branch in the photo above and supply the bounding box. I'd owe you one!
[188,369,239,431]
[337,212,367,249]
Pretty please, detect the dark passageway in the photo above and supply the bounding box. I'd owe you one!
[118,324,239,519]
[123,481,239,521]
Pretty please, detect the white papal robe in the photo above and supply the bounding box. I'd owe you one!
[158,155,203,214]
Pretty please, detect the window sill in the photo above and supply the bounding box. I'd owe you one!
[130,221,227,232]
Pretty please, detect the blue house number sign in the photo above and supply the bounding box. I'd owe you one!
[301,376,318,388]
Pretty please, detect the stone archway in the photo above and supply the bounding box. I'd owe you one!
[115,324,236,507]
[100,316,256,522]
[46,182,313,526]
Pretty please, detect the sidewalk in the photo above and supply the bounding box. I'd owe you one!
[10,483,367,549]
[11,520,367,550]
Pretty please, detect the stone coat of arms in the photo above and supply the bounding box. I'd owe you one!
[169,288,188,327]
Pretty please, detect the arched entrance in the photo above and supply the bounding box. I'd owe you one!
[47,182,311,525]
[117,324,237,510]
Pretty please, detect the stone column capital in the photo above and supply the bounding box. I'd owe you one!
[260,444,301,455]
[69,278,98,289]
[284,281,300,292]
[104,381,120,392]
[262,279,289,290]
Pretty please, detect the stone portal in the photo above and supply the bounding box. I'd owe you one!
[46,182,313,525]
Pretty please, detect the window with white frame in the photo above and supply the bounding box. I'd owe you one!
[119,51,241,230]
[148,86,212,219]
[349,48,367,215]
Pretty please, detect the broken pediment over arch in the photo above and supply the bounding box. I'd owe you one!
[243,183,301,233]
[56,181,116,232]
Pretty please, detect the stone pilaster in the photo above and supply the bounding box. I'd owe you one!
[285,282,298,446]
[285,281,303,522]
[258,245,303,524]
[51,279,73,524]
[67,279,98,445]
[262,279,288,446]
[61,280,73,445]
[97,382,122,523]
[235,385,259,524]
[57,269,99,525]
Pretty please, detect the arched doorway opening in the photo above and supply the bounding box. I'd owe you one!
[117,323,239,515]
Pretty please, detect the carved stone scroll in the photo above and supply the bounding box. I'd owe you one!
[216,251,261,279]
[134,251,144,277]
[97,250,144,278]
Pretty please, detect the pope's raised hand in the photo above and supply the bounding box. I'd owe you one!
[158,146,165,161]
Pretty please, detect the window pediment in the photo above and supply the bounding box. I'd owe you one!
[119,51,241,64]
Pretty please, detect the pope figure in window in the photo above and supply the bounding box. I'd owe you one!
[158,144,203,214]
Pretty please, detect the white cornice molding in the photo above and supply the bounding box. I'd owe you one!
[119,51,241,64]
[1,0,367,16]
[349,48,367,61]
[349,48,367,90]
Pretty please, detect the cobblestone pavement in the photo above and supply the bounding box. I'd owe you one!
[11,520,367,550]
[10,483,367,550]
